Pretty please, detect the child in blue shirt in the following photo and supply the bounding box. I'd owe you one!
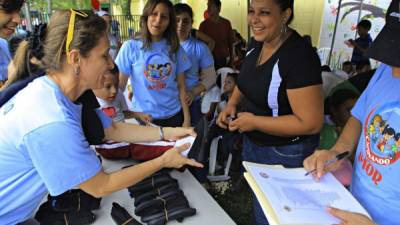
[116,0,192,127]
[0,0,23,86]
[346,20,373,65]
[174,3,216,126]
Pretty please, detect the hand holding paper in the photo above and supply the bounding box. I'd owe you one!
[161,137,202,169]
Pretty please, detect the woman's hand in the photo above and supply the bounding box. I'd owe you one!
[134,112,152,125]
[303,149,342,180]
[185,90,195,106]
[228,112,256,133]
[217,104,237,129]
[160,143,204,169]
[163,127,195,141]
[327,207,375,225]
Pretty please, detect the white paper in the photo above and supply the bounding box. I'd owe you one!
[134,135,196,157]
[245,162,370,225]
[174,135,196,157]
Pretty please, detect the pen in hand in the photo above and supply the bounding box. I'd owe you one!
[304,151,350,176]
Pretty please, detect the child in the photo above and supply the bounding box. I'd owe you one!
[320,89,359,186]
[174,3,216,126]
[218,72,238,116]
[321,89,359,149]
[346,20,373,65]
[93,65,152,124]
[116,0,192,128]
[93,65,152,159]
[208,72,241,170]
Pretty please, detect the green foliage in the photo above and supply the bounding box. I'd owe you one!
[27,0,92,13]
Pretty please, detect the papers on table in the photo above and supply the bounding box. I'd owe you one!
[243,161,370,225]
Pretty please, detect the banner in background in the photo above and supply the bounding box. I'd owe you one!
[318,0,390,69]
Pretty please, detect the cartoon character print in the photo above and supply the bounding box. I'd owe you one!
[144,53,172,90]
[364,102,400,166]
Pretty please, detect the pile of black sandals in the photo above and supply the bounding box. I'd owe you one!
[35,189,101,225]
[111,170,196,225]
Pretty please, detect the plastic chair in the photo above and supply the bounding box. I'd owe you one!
[207,135,233,182]
[206,67,238,182]
[317,47,331,66]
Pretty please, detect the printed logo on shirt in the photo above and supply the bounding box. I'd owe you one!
[144,53,172,90]
[102,106,117,118]
[364,102,400,165]
[358,102,400,185]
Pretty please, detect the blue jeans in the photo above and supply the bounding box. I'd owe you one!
[242,135,319,225]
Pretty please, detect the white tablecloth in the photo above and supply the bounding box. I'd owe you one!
[89,159,236,225]
[23,158,236,225]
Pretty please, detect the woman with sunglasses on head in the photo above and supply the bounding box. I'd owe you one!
[174,3,216,126]
[217,0,323,224]
[0,10,202,225]
[116,0,192,127]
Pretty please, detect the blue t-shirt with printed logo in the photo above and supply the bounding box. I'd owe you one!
[351,64,400,225]
[180,36,214,91]
[115,39,191,119]
[0,38,11,81]
[0,76,112,225]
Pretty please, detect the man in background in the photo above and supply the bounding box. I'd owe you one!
[199,0,234,70]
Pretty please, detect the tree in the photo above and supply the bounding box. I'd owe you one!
[27,0,92,13]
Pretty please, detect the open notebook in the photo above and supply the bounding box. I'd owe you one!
[243,161,370,225]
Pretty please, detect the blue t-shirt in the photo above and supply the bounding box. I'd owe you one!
[0,76,111,225]
[351,34,372,65]
[115,38,191,119]
[0,38,11,81]
[180,36,214,91]
[350,64,400,225]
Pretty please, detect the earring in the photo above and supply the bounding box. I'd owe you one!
[74,67,80,76]
[281,24,287,35]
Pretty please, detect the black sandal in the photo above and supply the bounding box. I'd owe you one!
[111,202,142,225]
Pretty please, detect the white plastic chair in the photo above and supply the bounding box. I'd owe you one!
[207,135,233,182]
[317,47,331,66]
[206,67,238,182]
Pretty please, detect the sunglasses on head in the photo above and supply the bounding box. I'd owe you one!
[66,9,88,63]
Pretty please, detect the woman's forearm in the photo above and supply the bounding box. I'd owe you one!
[191,84,206,97]
[331,116,362,154]
[227,86,242,107]
[80,157,164,197]
[105,122,162,142]
[177,74,190,125]
[199,66,217,91]
[252,114,322,137]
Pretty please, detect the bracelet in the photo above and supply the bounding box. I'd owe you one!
[159,126,165,141]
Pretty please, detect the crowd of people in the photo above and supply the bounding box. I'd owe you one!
[0,0,399,225]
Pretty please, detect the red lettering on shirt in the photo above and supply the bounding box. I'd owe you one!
[148,82,166,90]
[358,152,383,185]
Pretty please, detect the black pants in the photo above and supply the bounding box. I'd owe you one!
[152,110,184,127]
